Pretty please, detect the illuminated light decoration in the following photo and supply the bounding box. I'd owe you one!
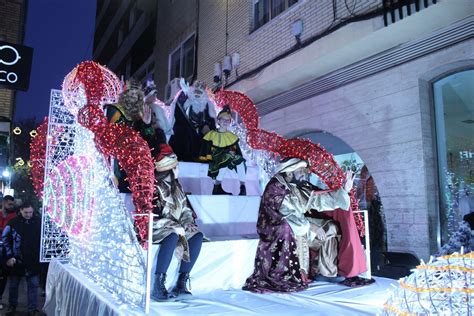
[68,126,147,305]
[214,90,363,235]
[13,127,21,135]
[15,157,25,167]
[30,118,48,197]
[384,252,474,315]
[36,88,148,307]
[43,155,94,236]
[76,104,154,242]
[29,61,154,307]
[62,61,121,116]
[64,61,155,242]
[214,90,345,189]
[29,129,38,138]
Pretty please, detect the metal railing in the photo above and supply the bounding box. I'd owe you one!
[383,0,438,26]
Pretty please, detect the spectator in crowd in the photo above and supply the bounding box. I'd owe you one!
[2,201,42,315]
[0,195,16,310]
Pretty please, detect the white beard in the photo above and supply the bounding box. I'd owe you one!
[184,94,208,114]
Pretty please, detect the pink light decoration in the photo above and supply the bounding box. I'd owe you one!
[44,155,94,237]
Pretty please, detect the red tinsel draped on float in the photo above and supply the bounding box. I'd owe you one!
[214,90,345,188]
[214,89,365,236]
[30,118,48,198]
[30,61,155,243]
[73,61,155,242]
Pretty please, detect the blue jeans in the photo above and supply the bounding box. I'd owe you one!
[8,273,39,310]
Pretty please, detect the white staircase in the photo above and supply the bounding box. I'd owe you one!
[178,161,262,196]
[178,161,261,239]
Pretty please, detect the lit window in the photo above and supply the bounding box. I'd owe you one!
[433,70,474,245]
[168,34,196,82]
[253,0,299,30]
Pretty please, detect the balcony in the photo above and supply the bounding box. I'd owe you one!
[383,0,438,26]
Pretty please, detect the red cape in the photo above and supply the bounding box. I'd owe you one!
[322,207,367,277]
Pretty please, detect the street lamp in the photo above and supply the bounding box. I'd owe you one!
[213,52,240,87]
[2,169,10,178]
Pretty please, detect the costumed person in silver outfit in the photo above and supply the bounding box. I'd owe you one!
[143,79,172,143]
[151,150,203,301]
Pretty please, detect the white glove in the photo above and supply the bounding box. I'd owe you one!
[179,78,190,96]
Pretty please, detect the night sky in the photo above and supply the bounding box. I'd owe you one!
[14,0,96,123]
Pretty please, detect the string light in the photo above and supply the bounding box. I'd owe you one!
[30,130,38,138]
[57,126,146,306]
[214,90,346,190]
[64,61,155,242]
[31,65,149,308]
[15,157,25,167]
[384,252,474,315]
[13,127,21,135]
[30,118,48,197]
[214,89,364,234]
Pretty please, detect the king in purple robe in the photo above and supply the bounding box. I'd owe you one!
[243,157,367,293]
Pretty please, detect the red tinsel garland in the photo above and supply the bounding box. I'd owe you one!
[214,90,345,189]
[214,89,365,237]
[349,188,365,237]
[73,61,155,242]
[29,61,155,243]
[77,105,155,240]
[30,118,48,197]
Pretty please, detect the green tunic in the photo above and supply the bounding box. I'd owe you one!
[201,130,246,179]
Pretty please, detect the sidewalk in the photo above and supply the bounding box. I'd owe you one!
[0,279,46,315]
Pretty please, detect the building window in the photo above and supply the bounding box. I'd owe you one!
[129,2,142,31]
[433,70,474,245]
[168,34,196,82]
[253,0,299,30]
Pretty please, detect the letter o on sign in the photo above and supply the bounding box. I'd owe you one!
[0,70,18,83]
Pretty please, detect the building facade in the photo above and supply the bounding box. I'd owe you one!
[198,0,474,259]
[152,0,473,260]
[0,0,28,184]
[0,0,28,120]
[93,0,158,82]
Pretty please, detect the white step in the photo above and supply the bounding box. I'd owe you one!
[151,238,259,293]
[178,162,262,196]
[188,195,260,238]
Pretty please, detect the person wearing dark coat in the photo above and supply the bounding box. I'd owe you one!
[168,80,216,162]
[0,195,16,310]
[2,202,42,314]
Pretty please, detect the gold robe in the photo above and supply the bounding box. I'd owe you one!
[152,179,200,262]
[275,174,350,276]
